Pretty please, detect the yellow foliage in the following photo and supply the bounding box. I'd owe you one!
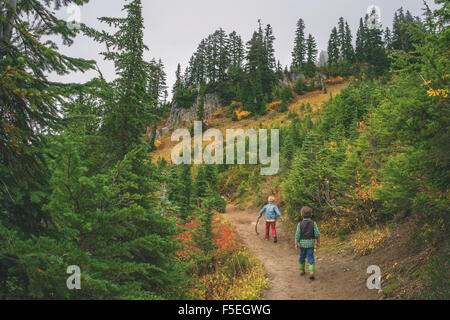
[213,110,224,118]
[427,88,449,98]
[351,226,391,256]
[234,108,251,121]
[328,141,337,152]
[266,100,282,111]
[195,250,268,300]
[154,140,162,148]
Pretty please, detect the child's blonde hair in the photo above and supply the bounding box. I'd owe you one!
[268,196,275,203]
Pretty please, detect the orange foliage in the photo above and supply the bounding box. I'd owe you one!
[175,214,240,259]
[324,76,344,85]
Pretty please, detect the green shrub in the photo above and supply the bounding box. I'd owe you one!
[294,77,305,95]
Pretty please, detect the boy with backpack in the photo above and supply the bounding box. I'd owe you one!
[295,206,321,280]
[257,196,283,243]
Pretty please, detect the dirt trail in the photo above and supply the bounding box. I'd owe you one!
[225,205,382,300]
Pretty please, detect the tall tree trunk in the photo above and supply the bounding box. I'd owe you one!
[0,0,17,58]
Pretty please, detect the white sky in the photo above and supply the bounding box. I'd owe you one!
[49,0,435,96]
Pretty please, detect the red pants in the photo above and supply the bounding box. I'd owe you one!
[265,221,277,239]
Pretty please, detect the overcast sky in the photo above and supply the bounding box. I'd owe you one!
[50,0,434,95]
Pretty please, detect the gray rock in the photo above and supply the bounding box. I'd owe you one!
[167,93,221,128]
[161,127,169,136]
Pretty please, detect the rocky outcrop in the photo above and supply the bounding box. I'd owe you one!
[280,71,328,87]
[167,93,221,128]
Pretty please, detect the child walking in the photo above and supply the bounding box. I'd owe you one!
[258,196,283,243]
[295,206,321,280]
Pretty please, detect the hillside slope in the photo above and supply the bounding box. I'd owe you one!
[150,81,349,163]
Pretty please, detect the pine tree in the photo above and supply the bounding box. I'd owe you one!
[0,0,94,190]
[291,18,306,70]
[342,22,355,62]
[384,27,393,53]
[83,0,157,158]
[216,28,229,81]
[180,164,193,220]
[338,17,346,57]
[173,63,183,94]
[148,58,168,107]
[305,34,318,77]
[355,18,367,62]
[228,31,244,71]
[327,27,340,65]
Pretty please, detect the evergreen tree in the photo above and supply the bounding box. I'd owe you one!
[291,18,306,70]
[338,17,346,57]
[0,0,95,290]
[228,31,244,71]
[179,164,193,220]
[148,58,168,107]
[216,28,229,81]
[342,22,355,62]
[83,0,156,158]
[327,27,340,65]
[305,34,318,77]
[355,18,366,62]
[384,27,393,53]
[0,0,94,190]
[173,63,183,94]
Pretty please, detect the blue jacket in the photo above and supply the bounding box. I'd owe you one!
[259,203,283,221]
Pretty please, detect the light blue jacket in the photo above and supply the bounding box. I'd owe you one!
[259,203,283,221]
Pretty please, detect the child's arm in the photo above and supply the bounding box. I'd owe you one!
[294,223,301,249]
[275,205,283,221]
[257,205,266,218]
[314,222,321,248]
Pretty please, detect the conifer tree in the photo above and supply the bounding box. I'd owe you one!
[0,0,95,188]
[83,0,156,158]
[384,27,393,53]
[305,34,318,77]
[327,27,340,65]
[180,164,193,220]
[342,22,355,62]
[355,18,366,62]
[338,17,346,57]
[173,63,183,95]
[291,18,306,70]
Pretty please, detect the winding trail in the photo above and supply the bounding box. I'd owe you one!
[225,205,381,300]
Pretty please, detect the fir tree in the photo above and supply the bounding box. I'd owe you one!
[305,34,318,77]
[327,27,340,65]
[355,18,366,62]
[291,18,306,70]
[384,27,393,53]
[83,0,157,158]
[342,22,355,62]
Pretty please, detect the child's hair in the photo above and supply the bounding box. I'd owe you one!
[300,206,312,218]
[268,196,275,203]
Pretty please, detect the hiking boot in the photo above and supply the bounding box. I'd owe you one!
[300,270,305,276]
[264,238,269,241]
[309,272,315,280]
[274,236,278,243]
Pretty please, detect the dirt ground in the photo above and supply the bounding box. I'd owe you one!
[225,204,383,300]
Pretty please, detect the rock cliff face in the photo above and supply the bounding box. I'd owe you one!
[166,93,221,128]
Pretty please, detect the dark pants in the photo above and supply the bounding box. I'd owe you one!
[265,221,277,239]
[299,247,315,272]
